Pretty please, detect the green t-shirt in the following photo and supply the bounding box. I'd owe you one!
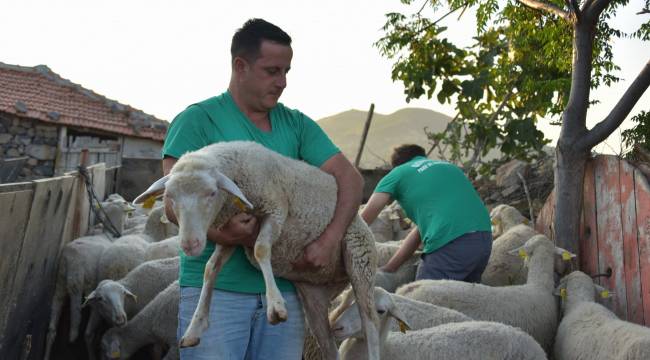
[374,156,490,253]
[162,91,340,293]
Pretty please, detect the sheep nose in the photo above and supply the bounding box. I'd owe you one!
[115,315,126,326]
[182,238,201,256]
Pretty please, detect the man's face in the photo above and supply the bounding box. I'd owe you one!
[238,40,293,111]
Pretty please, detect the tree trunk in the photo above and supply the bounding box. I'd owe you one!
[554,145,590,254]
[553,20,595,253]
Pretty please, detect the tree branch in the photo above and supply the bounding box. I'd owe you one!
[638,8,650,15]
[579,58,650,150]
[585,0,613,20]
[517,0,571,20]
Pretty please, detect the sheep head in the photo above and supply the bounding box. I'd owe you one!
[134,169,252,257]
[330,287,411,341]
[84,280,136,327]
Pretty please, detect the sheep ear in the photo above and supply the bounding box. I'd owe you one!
[508,246,528,259]
[555,247,577,261]
[594,284,614,299]
[214,171,253,209]
[553,285,567,298]
[82,291,98,307]
[328,288,356,324]
[388,302,412,333]
[124,289,138,303]
[133,175,170,206]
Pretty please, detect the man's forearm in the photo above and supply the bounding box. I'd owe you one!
[383,227,421,272]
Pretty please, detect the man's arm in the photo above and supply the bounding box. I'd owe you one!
[162,156,258,247]
[293,153,364,269]
[381,227,421,272]
[360,192,392,226]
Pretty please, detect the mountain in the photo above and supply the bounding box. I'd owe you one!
[317,108,453,169]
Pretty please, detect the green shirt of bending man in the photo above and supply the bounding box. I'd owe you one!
[162,91,340,293]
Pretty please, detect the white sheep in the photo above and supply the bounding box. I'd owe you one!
[96,235,179,281]
[490,204,530,238]
[482,224,538,286]
[134,141,379,360]
[122,205,179,242]
[554,271,650,360]
[362,201,412,243]
[396,234,575,353]
[331,287,547,360]
[45,234,113,360]
[374,242,419,292]
[100,281,180,360]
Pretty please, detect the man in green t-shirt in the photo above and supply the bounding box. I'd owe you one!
[361,144,492,283]
[162,19,363,359]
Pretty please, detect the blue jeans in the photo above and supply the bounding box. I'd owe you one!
[416,231,492,283]
[178,287,305,360]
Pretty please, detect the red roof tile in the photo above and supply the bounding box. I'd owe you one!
[0,62,168,141]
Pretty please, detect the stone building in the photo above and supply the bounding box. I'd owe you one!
[0,62,168,198]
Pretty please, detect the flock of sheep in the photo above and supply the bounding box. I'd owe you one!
[44,142,650,360]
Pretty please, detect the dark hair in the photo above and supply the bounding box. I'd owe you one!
[391,144,426,167]
[231,18,292,63]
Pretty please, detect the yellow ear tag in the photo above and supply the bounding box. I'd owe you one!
[600,290,610,298]
[232,197,248,212]
[111,350,121,358]
[518,249,528,260]
[523,219,530,225]
[142,195,157,209]
[562,251,572,261]
[398,320,409,333]
[560,288,567,300]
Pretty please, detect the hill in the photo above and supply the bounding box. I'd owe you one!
[317,107,453,169]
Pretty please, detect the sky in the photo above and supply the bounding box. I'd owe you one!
[2,0,649,154]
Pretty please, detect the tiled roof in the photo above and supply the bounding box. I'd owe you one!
[0,62,168,141]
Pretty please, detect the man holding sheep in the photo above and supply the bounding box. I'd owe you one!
[161,19,363,359]
[361,144,492,282]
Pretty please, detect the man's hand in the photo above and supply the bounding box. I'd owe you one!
[291,230,341,271]
[209,213,260,247]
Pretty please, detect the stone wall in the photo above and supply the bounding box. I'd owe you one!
[0,112,58,181]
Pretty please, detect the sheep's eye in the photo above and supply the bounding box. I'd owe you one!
[209,191,217,197]
[377,309,386,315]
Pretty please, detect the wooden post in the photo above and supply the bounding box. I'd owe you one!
[354,103,375,169]
[70,149,89,238]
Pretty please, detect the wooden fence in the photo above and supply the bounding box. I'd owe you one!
[536,155,650,326]
[0,163,116,359]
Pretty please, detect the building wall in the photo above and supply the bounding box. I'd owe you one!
[122,136,162,159]
[0,111,58,181]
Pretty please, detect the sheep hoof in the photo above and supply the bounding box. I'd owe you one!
[179,336,200,348]
[267,305,288,325]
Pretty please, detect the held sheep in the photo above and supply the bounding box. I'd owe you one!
[396,234,575,353]
[331,287,546,360]
[134,141,379,360]
[100,281,180,360]
[554,271,650,360]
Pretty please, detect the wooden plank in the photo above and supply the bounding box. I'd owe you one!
[0,190,33,348]
[59,176,82,246]
[580,159,599,277]
[620,160,643,324]
[0,182,34,194]
[635,168,650,326]
[1,176,75,359]
[594,155,628,318]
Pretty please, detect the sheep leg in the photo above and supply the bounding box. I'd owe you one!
[343,238,380,360]
[179,245,235,348]
[295,283,340,360]
[68,291,83,342]
[254,215,287,324]
[44,277,66,360]
[84,309,101,360]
